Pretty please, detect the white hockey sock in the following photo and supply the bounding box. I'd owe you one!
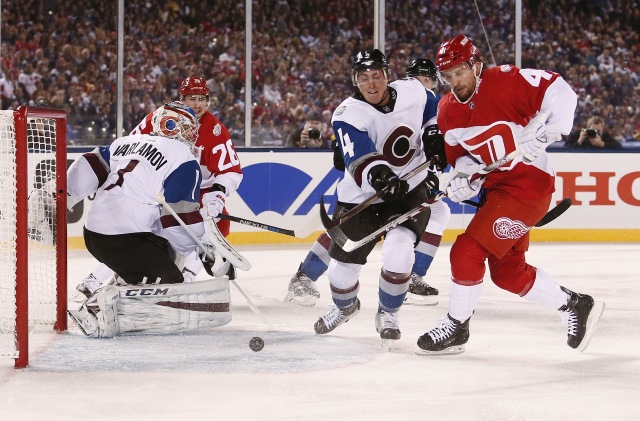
[448,279,483,322]
[521,268,570,310]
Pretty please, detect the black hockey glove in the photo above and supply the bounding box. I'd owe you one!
[331,139,345,172]
[424,170,440,203]
[198,244,216,277]
[422,125,448,172]
[368,165,409,202]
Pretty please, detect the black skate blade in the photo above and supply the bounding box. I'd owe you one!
[577,301,605,352]
[415,345,465,356]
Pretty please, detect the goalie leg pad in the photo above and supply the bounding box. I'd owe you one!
[95,285,120,338]
[116,278,232,335]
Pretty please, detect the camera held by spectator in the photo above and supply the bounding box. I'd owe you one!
[565,116,622,149]
[287,120,328,148]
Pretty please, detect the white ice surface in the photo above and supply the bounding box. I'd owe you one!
[1,243,639,421]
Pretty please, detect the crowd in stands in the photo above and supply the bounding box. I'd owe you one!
[0,0,638,146]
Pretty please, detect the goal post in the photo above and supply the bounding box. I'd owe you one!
[0,106,68,368]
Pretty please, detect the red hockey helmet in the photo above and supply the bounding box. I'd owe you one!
[434,34,481,72]
[179,77,210,97]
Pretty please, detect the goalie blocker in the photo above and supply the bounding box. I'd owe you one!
[68,278,231,338]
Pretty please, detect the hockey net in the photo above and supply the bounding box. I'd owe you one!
[0,106,67,368]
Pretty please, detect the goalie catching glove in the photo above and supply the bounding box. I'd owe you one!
[202,184,226,219]
[368,165,409,202]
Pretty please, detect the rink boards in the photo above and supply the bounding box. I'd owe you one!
[64,149,640,247]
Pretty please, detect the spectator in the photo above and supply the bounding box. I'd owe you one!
[564,116,622,149]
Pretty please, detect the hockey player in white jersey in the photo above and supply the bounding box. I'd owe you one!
[284,58,449,308]
[67,102,231,337]
[313,50,440,348]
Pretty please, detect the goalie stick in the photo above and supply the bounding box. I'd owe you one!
[217,212,319,238]
[155,194,268,324]
[155,194,251,271]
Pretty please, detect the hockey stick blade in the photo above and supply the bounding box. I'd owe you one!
[534,197,572,227]
[320,159,434,231]
[155,194,251,271]
[204,217,252,271]
[337,202,432,252]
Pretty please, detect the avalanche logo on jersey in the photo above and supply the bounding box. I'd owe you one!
[493,217,529,240]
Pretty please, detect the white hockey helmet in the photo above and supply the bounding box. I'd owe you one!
[150,101,200,153]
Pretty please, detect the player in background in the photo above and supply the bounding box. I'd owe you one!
[417,35,604,355]
[66,103,229,337]
[313,50,440,346]
[74,77,243,298]
[284,57,450,308]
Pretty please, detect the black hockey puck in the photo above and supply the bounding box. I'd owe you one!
[249,336,264,352]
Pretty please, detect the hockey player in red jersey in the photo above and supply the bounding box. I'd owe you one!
[417,35,605,355]
[74,77,243,298]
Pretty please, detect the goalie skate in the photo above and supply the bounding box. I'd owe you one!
[67,308,99,338]
[404,273,439,306]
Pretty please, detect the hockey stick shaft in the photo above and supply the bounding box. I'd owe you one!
[320,158,434,230]
[460,197,572,227]
[155,195,267,324]
[217,213,316,238]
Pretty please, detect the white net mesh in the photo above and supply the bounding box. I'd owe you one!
[0,110,60,359]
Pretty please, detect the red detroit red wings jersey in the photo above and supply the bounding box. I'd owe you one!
[131,110,242,193]
[438,65,564,199]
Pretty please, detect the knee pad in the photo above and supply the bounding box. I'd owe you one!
[488,252,536,295]
[381,226,415,274]
[450,233,488,282]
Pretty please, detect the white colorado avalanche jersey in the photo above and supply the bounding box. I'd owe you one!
[332,78,439,204]
[67,133,203,256]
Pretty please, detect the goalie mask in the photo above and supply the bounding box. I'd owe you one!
[151,102,200,156]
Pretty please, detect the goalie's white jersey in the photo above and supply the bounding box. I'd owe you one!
[67,133,204,255]
[332,78,439,204]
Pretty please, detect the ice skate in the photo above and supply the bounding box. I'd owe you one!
[416,314,470,356]
[284,270,320,307]
[67,306,99,337]
[71,273,101,302]
[559,287,605,352]
[375,308,401,350]
[314,298,360,334]
[404,273,439,306]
